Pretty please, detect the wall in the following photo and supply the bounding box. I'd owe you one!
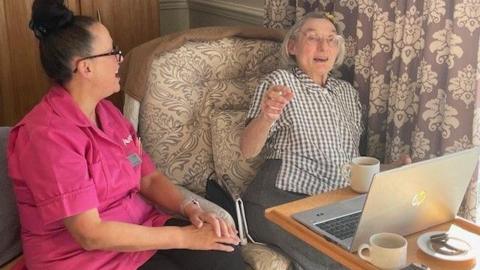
[158,0,190,35]
[233,0,262,8]
[158,0,263,35]
[189,0,263,28]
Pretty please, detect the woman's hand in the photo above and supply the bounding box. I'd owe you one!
[184,203,239,240]
[240,85,294,158]
[180,223,240,252]
[260,85,294,122]
[380,154,412,171]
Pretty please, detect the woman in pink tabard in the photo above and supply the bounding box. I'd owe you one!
[7,1,246,269]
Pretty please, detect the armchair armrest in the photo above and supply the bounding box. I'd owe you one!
[176,185,235,226]
[123,93,140,131]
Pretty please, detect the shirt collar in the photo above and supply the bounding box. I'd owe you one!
[43,85,122,147]
[47,85,117,130]
[291,66,337,94]
[45,85,94,127]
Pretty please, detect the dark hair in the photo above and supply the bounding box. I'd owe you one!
[30,0,97,84]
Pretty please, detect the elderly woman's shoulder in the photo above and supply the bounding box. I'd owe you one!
[330,77,356,90]
[330,77,353,87]
[329,77,359,97]
[265,68,297,80]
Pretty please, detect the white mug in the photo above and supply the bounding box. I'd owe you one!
[349,156,380,193]
[358,232,407,270]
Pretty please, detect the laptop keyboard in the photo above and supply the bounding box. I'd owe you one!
[314,212,362,240]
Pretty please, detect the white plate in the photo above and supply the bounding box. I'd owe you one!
[417,231,475,261]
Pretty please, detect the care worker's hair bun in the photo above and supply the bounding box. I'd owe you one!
[29,0,74,39]
[28,0,96,84]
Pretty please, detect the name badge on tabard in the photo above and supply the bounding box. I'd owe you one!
[127,153,142,167]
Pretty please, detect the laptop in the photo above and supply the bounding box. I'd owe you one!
[292,146,480,252]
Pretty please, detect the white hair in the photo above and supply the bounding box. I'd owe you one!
[281,12,346,68]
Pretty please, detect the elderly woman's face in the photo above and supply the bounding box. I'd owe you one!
[288,18,339,80]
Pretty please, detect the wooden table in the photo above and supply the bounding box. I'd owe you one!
[265,188,480,270]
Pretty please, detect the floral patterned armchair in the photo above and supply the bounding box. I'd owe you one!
[121,26,291,270]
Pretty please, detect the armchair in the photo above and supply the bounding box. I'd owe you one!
[0,127,23,270]
[121,26,291,270]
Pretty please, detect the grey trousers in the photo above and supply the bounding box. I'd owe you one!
[243,160,346,270]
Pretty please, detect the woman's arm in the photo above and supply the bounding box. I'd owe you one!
[139,170,184,214]
[240,113,275,159]
[240,85,293,158]
[139,171,238,239]
[63,208,238,252]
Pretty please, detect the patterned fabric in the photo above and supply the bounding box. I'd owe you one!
[264,0,480,221]
[178,186,234,225]
[241,244,291,270]
[140,37,282,194]
[247,67,363,195]
[177,193,262,270]
[137,35,291,269]
[210,110,264,194]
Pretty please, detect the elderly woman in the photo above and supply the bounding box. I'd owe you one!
[241,12,408,270]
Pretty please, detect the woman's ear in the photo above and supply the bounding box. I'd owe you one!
[75,59,92,77]
[287,39,296,56]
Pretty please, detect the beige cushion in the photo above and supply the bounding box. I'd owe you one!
[210,110,264,193]
[242,244,291,270]
[210,111,292,269]
[140,37,281,194]
[136,31,290,270]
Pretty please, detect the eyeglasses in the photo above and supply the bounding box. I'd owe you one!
[73,45,123,72]
[299,31,342,47]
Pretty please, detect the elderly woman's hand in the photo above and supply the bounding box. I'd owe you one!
[260,85,294,122]
[184,203,239,240]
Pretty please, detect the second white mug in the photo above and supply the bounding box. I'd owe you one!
[358,232,407,270]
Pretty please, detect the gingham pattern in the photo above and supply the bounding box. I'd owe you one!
[247,67,363,195]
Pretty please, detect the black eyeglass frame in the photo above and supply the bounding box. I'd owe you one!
[73,45,123,73]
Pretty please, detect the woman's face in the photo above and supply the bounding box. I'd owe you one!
[288,18,340,80]
[86,23,122,98]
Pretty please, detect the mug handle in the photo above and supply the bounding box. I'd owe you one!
[357,243,372,262]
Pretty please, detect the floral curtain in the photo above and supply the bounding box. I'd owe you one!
[264,0,480,222]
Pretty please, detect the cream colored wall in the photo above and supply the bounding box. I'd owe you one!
[159,0,263,35]
[189,0,263,28]
[232,0,262,8]
[159,0,190,35]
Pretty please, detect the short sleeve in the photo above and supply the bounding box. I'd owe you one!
[355,88,365,136]
[246,77,272,123]
[140,151,156,177]
[354,86,364,156]
[10,127,99,225]
[345,82,364,138]
[340,81,363,157]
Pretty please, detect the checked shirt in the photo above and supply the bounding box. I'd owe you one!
[247,67,363,195]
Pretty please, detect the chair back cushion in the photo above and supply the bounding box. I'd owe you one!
[210,110,264,194]
[139,37,281,194]
[0,127,22,267]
